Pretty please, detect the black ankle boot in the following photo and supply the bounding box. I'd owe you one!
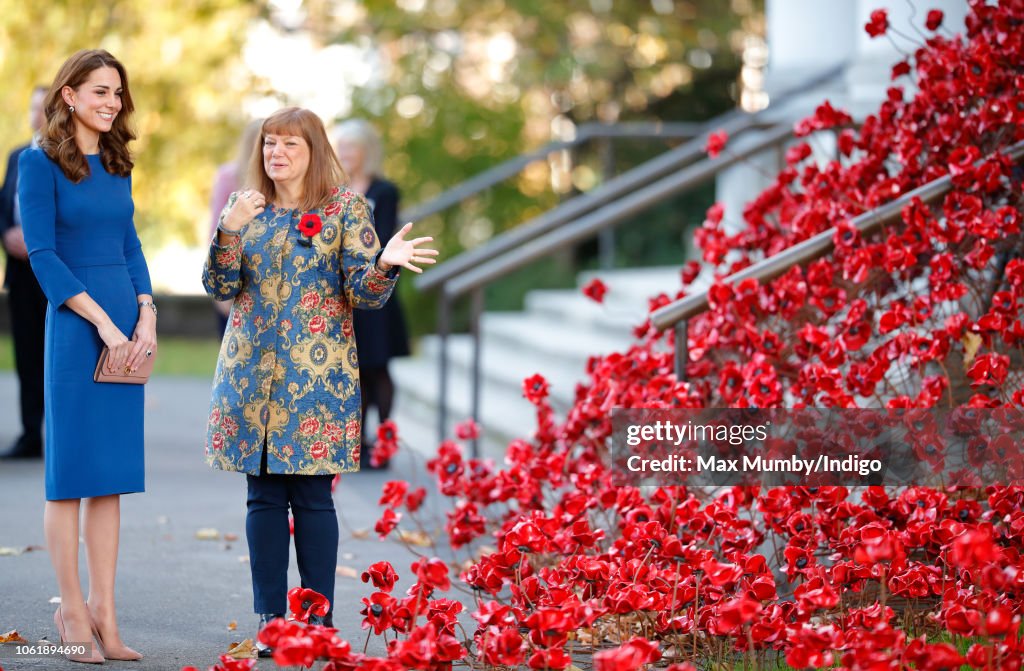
[255,613,284,658]
[308,612,334,628]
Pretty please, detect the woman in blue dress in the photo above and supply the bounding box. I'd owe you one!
[19,49,156,663]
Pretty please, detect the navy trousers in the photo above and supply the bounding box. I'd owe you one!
[245,452,338,616]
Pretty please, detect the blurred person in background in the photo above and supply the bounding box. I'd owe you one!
[203,107,436,654]
[332,120,410,470]
[208,118,262,336]
[0,85,48,460]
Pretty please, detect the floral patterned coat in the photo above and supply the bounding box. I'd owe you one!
[202,187,398,476]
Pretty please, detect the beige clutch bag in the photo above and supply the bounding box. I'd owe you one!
[93,346,155,384]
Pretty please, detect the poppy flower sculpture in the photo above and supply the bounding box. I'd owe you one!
[187,4,1024,669]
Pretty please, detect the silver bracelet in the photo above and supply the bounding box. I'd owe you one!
[217,223,242,237]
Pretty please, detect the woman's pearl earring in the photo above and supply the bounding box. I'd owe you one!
[68,105,75,113]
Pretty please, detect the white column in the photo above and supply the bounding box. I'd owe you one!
[708,1,858,245]
[766,0,857,92]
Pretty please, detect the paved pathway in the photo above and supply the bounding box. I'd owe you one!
[0,373,455,670]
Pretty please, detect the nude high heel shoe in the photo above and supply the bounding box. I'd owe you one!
[88,616,143,662]
[54,607,104,664]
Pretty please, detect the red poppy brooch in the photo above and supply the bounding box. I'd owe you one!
[297,214,323,247]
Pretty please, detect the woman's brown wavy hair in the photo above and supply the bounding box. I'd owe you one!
[247,107,347,212]
[40,49,135,183]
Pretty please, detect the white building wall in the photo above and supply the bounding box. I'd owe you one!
[712,0,969,240]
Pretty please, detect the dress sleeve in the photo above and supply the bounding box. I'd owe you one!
[342,192,398,310]
[124,174,152,296]
[202,191,244,300]
[19,149,87,306]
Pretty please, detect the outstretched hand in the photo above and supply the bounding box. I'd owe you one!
[379,222,439,274]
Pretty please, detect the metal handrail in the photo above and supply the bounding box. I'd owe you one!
[649,139,1024,378]
[434,123,796,453]
[415,62,847,292]
[399,122,705,224]
[417,117,775,293]
[444,124,794,299]
[413,64,850,451]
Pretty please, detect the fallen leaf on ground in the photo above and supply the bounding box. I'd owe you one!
[340,552,355,561]
[226,639,256,659]
[224,533,239,542]
[350,528,370,540]
[0,630,27,643]
[48,597,61,604]
[0,547,25,557]
[397,530,433,547]
[336,566,359,579]
[227,621,237,632]
[962,332,982,367]
[195,528,220,541]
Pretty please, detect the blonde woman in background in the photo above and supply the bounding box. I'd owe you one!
[332,120,410,470]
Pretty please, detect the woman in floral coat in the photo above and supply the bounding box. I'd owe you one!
[202,107,436,650]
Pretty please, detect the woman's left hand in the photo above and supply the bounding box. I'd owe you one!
[128,311,158,373]
[379,222,439,274]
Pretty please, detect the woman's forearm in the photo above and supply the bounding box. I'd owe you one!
[64,292,115,329]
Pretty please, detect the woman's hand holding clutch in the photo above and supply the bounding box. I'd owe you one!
[97,320,133,372]
[128,309,157,374]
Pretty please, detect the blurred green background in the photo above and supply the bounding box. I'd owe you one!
[0,0,762,352]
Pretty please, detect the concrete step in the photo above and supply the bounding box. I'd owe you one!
[391,265,689,461]
[392,354,547,459]
[523,289,646,339]
[417,334,587,407]
[479,311,634,368]
[577,266,687,305]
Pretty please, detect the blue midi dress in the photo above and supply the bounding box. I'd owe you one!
[18,148,152,501]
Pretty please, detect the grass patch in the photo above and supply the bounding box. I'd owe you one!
[0,334,11,371]
[0,334,222,379]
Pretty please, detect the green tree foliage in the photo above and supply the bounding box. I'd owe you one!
[0,0,760,328]
[324,0,761,327]
[327,0,759,233]
[0,0,262,248]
